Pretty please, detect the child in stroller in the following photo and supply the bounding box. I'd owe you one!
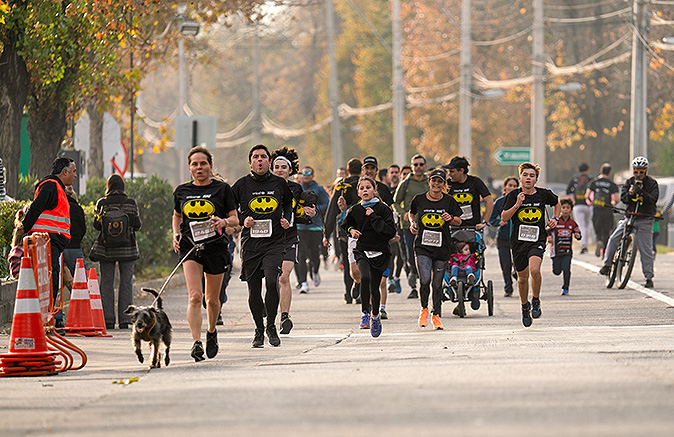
[449,241,476,286]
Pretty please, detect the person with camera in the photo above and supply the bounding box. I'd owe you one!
[90,174,142,330]
[599,156,658,288]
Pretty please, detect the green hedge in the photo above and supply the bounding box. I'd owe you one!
[1,175,174,280]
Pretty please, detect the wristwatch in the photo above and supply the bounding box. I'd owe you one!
[553,216,560,221]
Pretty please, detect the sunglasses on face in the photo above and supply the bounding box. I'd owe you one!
[301,171,312,175]
[413,163,425,167]
[633,169,646,175]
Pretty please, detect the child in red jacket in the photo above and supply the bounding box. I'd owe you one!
[449,241,477,285]
[548,197,581,295]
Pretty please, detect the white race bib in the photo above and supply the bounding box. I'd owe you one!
[189,220,216,242]
[250,219,272,238]
[421,229,442,247]
[518,225,539,242]
[460,205,473,220]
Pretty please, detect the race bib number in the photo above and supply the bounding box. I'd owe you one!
[421,230,442,247]
[189,221,216,242]
[518,225,539,242]
[460,205,473,220]
[250,219,272,238]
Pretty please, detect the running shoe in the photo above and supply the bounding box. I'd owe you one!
[252,329,264,348]
[504,290,513,297]
[453,305,461,316]
[370,315,382,338]
[344,292,353,304]
[191,340,206,362]
[521,301,532,328]
[595,241,604,257]
[351,282,361,300]
[206,329,219,359]
[380,308,388,320]
[531,297,541,319]
[359,312,370,329]
[467,273,475,284]
[645,279,654,288]
[581,247,588,254]
[266,325,281,347]
[449,276,458,286]
[313,271,321,287]
[599,265,610,276]
[394,278,402,294]
[216,312,224,326]
[418,308,429,327]
[561,289,569,296]
[431,314,443,330]
[407,288,418,299]
[470,289,480,310]
[300,282,309,294]
[387,279,396,294]
[280,315,293,334]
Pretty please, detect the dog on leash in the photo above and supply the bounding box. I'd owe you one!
[124,288,172,369]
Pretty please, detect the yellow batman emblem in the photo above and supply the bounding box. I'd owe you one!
[453,192,474,205]
[421,213,445,229]
[293,198,305,217]
[183,199,215,220]
[334,181,352,193]
[249,196,279,214]
[517,207,542,223]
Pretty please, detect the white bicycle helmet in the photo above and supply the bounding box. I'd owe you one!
[631,156,649,168]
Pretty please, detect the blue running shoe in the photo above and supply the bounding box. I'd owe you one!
[370,314,382,337]
[561,289,569,296]
[394,278,402,294]
[359,312,370,329]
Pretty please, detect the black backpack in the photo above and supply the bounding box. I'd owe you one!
[101,207,131,247]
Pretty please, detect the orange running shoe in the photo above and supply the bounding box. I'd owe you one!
[431,314,444,330]
[418,308,429,327]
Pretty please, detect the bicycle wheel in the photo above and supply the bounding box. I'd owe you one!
[618,234,637,289]
[605,247,620,289]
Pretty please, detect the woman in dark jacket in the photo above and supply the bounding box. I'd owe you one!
[90,174,142,329]
[488,177,519,297]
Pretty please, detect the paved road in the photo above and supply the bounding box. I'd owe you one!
[1,247,673,436]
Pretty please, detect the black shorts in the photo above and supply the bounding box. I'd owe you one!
[179,237,231,275]
[240,249,283,282]
[283,242,298,263]
[511,243,546,272]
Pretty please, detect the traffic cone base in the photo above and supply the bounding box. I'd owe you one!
[64,259,97,334]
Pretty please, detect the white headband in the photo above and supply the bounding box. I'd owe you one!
[273,156,293,167]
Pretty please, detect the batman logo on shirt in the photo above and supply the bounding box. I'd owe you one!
[249,196,279,214]
[421,213,445,229]
[517,207,542,223]
[293,198,305,218]
[334,181,352,194]
[453,192,473,205]
[183,199,215,220]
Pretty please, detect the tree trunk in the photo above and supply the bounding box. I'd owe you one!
[0,33,29,197]
[27,105,67,178]
[87,101,104,179]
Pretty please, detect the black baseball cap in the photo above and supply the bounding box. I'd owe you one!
[363,156,378,168]
[443,156,469,170]
[428,169,447,181]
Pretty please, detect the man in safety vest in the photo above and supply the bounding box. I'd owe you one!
[20,157,76,328]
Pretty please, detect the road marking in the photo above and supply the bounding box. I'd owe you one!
[573,259,674,307]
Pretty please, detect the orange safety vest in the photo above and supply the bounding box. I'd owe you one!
[30,178,71,239]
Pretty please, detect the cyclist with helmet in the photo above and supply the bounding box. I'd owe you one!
[599,156,658,288]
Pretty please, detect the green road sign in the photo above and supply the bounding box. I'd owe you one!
[492,147,530,165]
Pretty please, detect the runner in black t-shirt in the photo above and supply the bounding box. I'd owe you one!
[585,163,619,257]
[232,144,294,348]
[173,146,239,362]
[502,162,560,328]
[444,156,493,229]
[409,169,462,330]
[270,147,316,335]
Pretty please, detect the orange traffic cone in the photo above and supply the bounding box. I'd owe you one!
[0,256,57,377]
[87,269,110,337]
[64,259,98,336]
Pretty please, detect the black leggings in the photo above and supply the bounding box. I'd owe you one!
[357,258,385,316]
[247,267,280,330]
[339,239,354,294]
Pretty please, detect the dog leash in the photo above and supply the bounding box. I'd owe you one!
[150,242,203,307]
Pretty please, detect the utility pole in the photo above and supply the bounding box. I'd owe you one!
[630,0,649,163]
[325,0,343,174]
[392,0,406,165]
[458,0,472,161]
[178,35,187,183]
[252,26,262,145]
[531,0,546,185]
[129,10,134,180]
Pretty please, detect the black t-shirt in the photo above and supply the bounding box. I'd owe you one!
[174,179,237,244]
[232,172,294,253]
[589,177,619,209]
[447,175,491,226]
[376,181,394,206]
[286,180,303,244]
[567,173,592,205]
[410,193,463,259]
[504,187,558,249]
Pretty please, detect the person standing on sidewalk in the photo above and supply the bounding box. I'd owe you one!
[90,174,142,331]
[501,162,560,328]
[566,163,593,254]
[233,144,294,348]
[393,154,429,299]
[586,163,619,258]
[63,185,87,276]
[22,157,76,331]
[296,166,329,293]
[341,176,397,338]
[409,169,462,330]
[599,156,658,288]
[489,177,519,297]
